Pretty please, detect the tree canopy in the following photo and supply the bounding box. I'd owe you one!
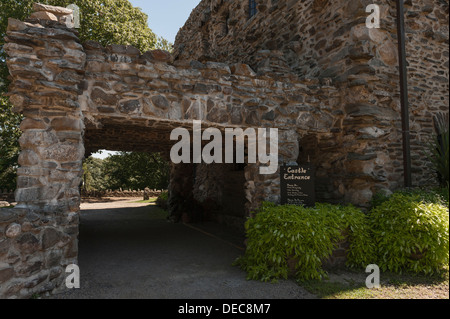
[83,152,170,192]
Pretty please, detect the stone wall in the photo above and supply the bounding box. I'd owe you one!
[81,189,163,199]
[192,163,247,231]
[1,4,344,298]
[0,191,15,203]
[174,0,449,199]
[0,207,78,298]
[2,8,83,298]
[2,1,448,298]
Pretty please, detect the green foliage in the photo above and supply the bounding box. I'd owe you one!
[156,190,169,210]
[0,0,157,53]
[237,188,449,282]
[234,202,374,282]
[372,187,449,210]
[158,191,168,201]
[369,193,449,275]
[101,152,170,191]
[370,192,391,210]
[0,96,21,190]
[82,157,107,191]
[425,112,449,187]
[155,36,173,53]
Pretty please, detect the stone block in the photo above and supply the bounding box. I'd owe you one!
[17,176,41,189]
[50,117,81,131]
[29,11,58,21]
[119,99,141,114]
[15,187,40,203]
[142,49,173,63]
[16,258,43,277]
[7,18,28,32]
[0,264,15,283]
[91,87,119,106]
[17,150,40,167]
[231,63,257,76]
[20,118,47,130]
[32,3,73,16]
[43,144,84,163]
[42,228,63,250]
[5,223,21,238]
[23,272,48,289]
[151,95,170,110]
[15,232,39,254]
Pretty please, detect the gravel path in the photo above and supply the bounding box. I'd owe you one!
[50,198,315,299]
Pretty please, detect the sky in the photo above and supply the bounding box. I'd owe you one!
[92,0,201,159]
[129,0,201,44]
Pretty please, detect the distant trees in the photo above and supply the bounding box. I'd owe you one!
[82,152,170,192]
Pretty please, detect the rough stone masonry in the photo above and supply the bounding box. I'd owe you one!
[0,0,448,298]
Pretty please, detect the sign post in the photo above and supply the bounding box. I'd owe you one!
[280,164,315,207]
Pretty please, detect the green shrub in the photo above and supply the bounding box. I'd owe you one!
[234,202,374,282]
[156,191,168,210]
[370,192,391,210]
[369,193,449,275]
[372,187,449,209]
[426,112,449,187]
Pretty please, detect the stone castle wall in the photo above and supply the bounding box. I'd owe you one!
[2,5,341,298]
[1,1,448,298]
[174,0,449,196]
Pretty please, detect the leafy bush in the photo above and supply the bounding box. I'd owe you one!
[369,193,449,275]
[234,202,374,282]
[426,112,449,187]
[371,187,449,209]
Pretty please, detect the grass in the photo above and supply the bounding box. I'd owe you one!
[144,203,168,220]
[301,267,449,299]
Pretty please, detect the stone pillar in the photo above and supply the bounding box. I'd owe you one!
[1,6,85,298]
[168,163,195,222]
[6,16,85,212]
[245,129,300,215]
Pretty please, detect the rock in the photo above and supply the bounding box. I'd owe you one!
[91,88,119,106]
[6,223,22,238]
[0,201,11,208]
[231,63,256,76]
[32,3,73,16]
[16,233,40,254]
[143,188,151,200]
[29,11,58,21]
[377,41,398,66]
[41,228,63,250]
[7,18,28,32]
[51,117,81,131]
[0,264,15,283]
[119,99,140,114]
[143,50,174,63]
[151,95,170,110]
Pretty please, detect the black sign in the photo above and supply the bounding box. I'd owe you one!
[280,164,315,207]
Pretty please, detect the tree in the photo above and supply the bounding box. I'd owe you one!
[155,36,174,53]
[0,96,21,190]
[82,157,107,191]
[103,152,170,191]
[0,0,166,189]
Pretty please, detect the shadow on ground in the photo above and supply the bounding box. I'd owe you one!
[50,199,315,299]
